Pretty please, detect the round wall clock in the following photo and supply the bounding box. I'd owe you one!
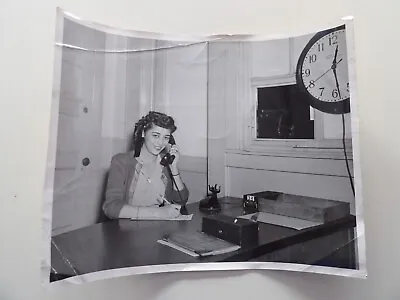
[295,24,350,114]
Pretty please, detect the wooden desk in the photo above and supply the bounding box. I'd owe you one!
[50,197,356,281]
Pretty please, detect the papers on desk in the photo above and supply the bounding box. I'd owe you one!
[163,204,193,220]
[171,214,193,221]
[157,231,241,257]
[130,214,193,221]
[239,212,323,230]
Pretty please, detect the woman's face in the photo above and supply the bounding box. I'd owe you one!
[143,124,172,156]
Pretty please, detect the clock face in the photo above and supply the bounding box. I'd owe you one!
[297,26,350,107]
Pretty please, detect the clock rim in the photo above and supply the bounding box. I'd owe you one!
[295,24,351,115]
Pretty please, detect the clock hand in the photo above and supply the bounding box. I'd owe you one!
[332,66,342,99]
[312,68,331,84]
[306,58,343,88]
[332,45,338,66]
[332,48,343,99]
[331,45,342,99]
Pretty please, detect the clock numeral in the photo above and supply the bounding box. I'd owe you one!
[347,82,350,92]
[332,89,339,98]
[309,54,317,63]
[318,43,324,52]
[303,69,311,77]
[329,35,338,46]
[319,87,325,96]
[308,80,315,89]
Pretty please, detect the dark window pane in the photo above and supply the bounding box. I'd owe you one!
[256,84,314,139]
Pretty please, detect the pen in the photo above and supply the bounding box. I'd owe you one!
[159,195,181,211]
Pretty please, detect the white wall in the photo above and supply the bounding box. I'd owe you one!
[101,34,157,161]
[154,43,208,158]
[52,23,163,234]
[153,42,209,202]
[1,1,400,300]
[51,18,108,235]
[101,33,129,164]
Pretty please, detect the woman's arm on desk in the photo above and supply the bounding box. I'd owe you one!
[119,204,180,219]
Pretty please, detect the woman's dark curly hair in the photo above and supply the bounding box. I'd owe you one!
[133,111,177,157]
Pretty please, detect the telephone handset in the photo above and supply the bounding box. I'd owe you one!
[159,134,188,215]
[160,135,176,167]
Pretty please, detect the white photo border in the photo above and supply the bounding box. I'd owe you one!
[41,8,366,288]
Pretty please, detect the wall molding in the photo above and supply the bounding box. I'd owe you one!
[226,151,353,178]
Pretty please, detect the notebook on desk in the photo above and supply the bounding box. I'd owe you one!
[157,231,241,257]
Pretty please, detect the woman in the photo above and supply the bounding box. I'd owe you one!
[102,111,189,220]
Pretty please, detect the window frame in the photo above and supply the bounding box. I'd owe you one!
[240,74,353,159]
[251,75,318,141]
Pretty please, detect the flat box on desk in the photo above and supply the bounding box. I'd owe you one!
[201,214,258,247]
[245,191,350,223]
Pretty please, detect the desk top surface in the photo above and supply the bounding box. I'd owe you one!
[51,197,355,278]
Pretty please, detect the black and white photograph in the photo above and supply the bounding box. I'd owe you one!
[44,10,365,284]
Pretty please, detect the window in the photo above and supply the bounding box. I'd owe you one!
[256,83,314,140]
[239,75,352,159]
